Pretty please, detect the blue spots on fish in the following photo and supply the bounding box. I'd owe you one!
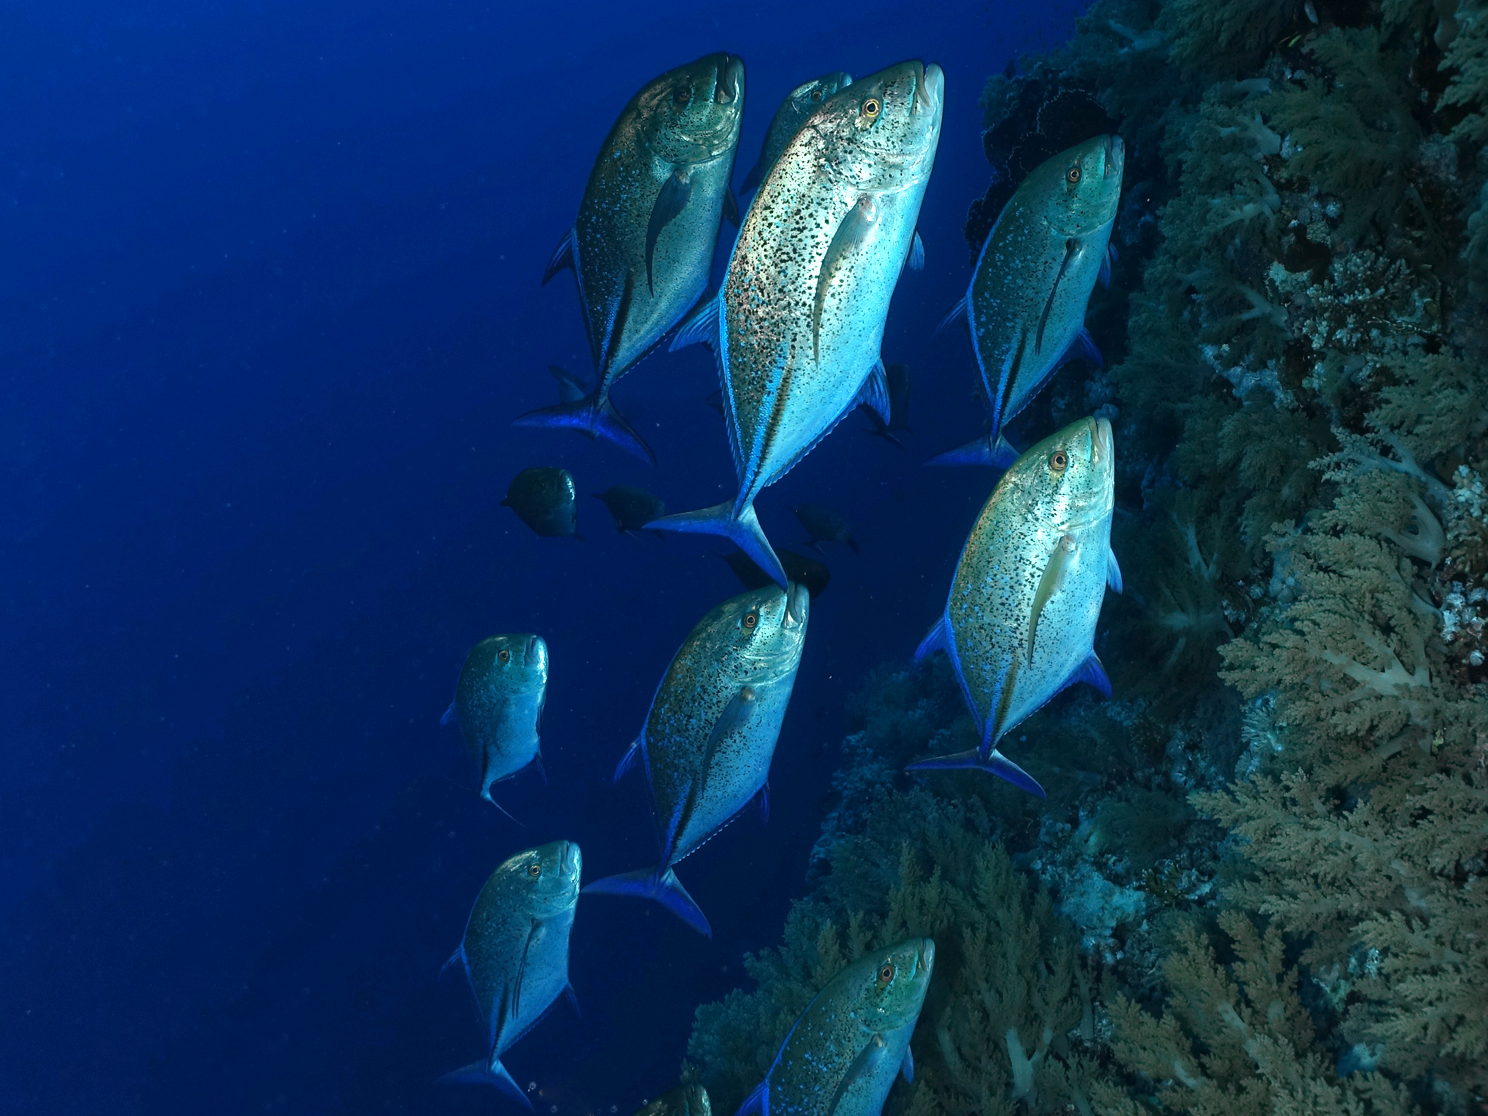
[1035,238,1078,356]
[826,1033,889,1116]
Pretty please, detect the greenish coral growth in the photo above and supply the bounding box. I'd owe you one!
[687,786,1099,1116]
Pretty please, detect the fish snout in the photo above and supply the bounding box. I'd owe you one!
[1092,416,1113,464]
[1106,134,1126,179]
[715,54,743,104]
[917,937,935,976]
[560,840,582,882]
[784,581,810,628]
[916,63,943,114]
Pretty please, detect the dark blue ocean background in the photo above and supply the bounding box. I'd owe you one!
[2,3,1086,1113]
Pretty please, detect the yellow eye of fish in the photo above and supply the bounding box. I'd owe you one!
[1067,165,1082,184]
[863,98,881,119]
[498,649,511,663]
[1050,451,1069,472]
[879,962,895,982]
[743,611,759,630]
[811,89,823,102]
[527,863,541,878]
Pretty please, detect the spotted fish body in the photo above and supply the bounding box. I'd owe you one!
[522,54,746,462]
[584,583,810,937]
[737,939,934,1116]
[739,71,853,196]
[439,841,582,1110]
[442,634,548,805]
[912,417,1121,796]
[657,61,944,588]
[931,136,1123,467]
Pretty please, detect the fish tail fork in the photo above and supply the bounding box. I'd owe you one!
[905,747,1047,799]
[512,393,656,465]
[437,1056,532,1110]
[582,866,712,938]
[646,500,787,590]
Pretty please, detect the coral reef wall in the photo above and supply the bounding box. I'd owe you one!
[687,2,1488,1114]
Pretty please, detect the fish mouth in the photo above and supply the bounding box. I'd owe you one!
[782,582,810,629]
[1090,416,1113,464]
[916,937,936,977]
[559,840,582,884]
[915,62,943,114]
[715,54,743,105]
[1105,134,1125,179]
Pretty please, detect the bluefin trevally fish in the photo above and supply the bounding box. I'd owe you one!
[635,1085,712,1116]
[930,136,1123,468]
[861,361,911,446]
[594,484,667,538]
[736,938,934,1116]
[793,503,859,554]
[520,54,746,463]
[911,417,1122,796]
[502,467,581,538]
[441,634,548,808]
[655,61,944,588]
[738,71,853,197]
[439,841,582,1110]
[584,583,810,936]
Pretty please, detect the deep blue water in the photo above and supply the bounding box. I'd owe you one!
[2,3,1085,1112]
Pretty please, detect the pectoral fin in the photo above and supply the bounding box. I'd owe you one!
[826,1033,887,1116]
[1035,238,1077,356]
[1029,535,1077,659]
[813,196,878,365]
[646,171,693,295]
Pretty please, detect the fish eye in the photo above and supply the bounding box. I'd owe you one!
[862,98,881,119]
[498,649,511,663]
[878,962,895,983]
[743,611,759,630]
[527,863,541,878]
[1067,165,1082,184]
[811,89,823,102]
[1049,450,1069,472]
[674,86,692,106]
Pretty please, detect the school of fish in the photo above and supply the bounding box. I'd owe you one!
[438,48,1125,1116]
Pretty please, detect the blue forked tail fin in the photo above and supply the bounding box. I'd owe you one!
[581,866,712,938]
[906,746,1047,799]
[438,1057,532,1110]
[646,500,786,590]
[924,432,1021,469]
[513,393,656,465]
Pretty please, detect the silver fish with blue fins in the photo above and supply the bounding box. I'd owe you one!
[442,633,548,809]
[584,582,809,936]
[930,135,1123,468]
[736,938,934,1116]
[911,416,1121,796]
[438,840,582,1110]
[522,54,746,463]
[655,61,942,588]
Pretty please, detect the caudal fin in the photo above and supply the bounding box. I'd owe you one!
[438,1057,532,1110]
[582,866,712,937]
[513,394,656,465]
[906,747,1046,798]
[647,500,786,590]
[924,433,1021,469]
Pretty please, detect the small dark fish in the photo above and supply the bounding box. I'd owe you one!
[725,548,830,599]
[633,1085,711,1116]
[861,361,912,446]
[502,467,581,538]
[438,841,582,1109]
[595,484,667,537]
[793,504,859,554]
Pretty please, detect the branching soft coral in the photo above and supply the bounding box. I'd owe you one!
[1091,911,1418,1116]
[1158,0,1305,75]
[1260,28,1423,242]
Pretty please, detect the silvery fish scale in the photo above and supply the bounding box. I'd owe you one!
[741,71,852,194]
